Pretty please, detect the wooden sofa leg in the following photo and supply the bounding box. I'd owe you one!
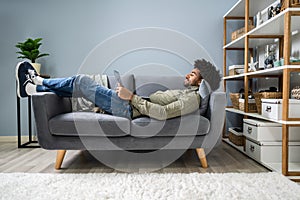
[196,148,208,168]
[55,150,66,170]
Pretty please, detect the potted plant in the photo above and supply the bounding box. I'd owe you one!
[15,38,49,74]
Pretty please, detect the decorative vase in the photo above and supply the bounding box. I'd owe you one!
[291,86,300,100]
[30,63,41,74]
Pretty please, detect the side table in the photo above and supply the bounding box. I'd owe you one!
[17,95,40,148]
[16,74,50,148]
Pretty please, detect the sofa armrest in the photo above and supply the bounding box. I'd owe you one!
[32,92,72,120]
[202,92,226,151]
[32,92,72,148]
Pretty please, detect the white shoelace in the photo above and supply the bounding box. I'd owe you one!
[28,69,36,79]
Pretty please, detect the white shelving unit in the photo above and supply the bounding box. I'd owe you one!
[225,108,300,125]
[223,65,300,80]
[223,0,300,180]
[223,138,300,180]
[224,8,300,49]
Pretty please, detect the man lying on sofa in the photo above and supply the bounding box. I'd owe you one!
[16,59,219,120]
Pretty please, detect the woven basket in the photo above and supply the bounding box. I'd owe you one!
[291,86,300,100]
[230,93,240,109]
[239,99,257,113]
[228,131,245,146]
[254,92,282,114]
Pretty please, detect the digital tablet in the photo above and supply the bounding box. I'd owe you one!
[113,70,123,87]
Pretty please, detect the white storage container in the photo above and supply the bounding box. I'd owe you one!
[261,99,300,120]
[245,139,300,163]
[243,119,280,141]
[243,118,300,141]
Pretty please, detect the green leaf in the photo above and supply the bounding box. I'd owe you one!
[15,37,49,63]
[37,53,50,59]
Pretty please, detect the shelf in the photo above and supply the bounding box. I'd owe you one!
[223,138,245,152]
[246,65,300,76]
[223,74,244,80]
[224,8,300,49]
[226,108,300,125]
[224,34,276,49]
[223,0,276,18]
[249,8,298,36]
[265,162,300,174]
[223,65,300,80]
[224,138,300,180]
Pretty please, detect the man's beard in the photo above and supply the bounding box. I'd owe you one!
[184,79,190,87]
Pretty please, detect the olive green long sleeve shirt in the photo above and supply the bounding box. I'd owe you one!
[131,86,200,120]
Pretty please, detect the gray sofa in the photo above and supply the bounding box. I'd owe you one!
[32,75,226,169]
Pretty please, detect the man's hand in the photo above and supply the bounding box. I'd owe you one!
[116,83,134,101]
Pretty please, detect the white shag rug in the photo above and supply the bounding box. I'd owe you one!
[0,172,300,200]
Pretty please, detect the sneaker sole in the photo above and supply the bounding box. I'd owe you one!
[15,61,23,98]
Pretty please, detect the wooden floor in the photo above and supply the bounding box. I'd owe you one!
[0,141,269,174]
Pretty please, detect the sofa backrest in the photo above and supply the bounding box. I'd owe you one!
[134,75,186,97]
[107,74,215,118]
[107,74,135,92]
[108,74,186,96]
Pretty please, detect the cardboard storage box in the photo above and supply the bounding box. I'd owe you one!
[261,99,300,120]
[243,118,300,141]
[231,25,255,41]
[245,139,300,163]
[228,65,244,76]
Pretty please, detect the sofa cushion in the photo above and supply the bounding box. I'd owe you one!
[198,80,211,116]
[130,113,210,137]
[49,112,130,137]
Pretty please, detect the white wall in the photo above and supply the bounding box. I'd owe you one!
[0,0,237,136]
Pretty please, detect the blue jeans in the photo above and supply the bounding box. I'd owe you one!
[36,75,132,119]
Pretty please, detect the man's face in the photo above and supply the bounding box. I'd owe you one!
[184,68,202,87]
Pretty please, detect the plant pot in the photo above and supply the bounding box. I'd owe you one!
[30,63,41,74]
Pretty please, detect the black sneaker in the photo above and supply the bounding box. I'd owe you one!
[15,61,37,98]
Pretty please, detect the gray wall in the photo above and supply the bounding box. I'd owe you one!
[0,0,237,136]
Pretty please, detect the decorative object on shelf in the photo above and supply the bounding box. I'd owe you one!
[291,86,300,99]
[275,3,282,14]
[268,3,282,19]
[238,88,254,99]
[248,57,258,72]
[279,57,300,65]
[264,44,277,69]
[15,38,49,74]
[273,60,281,67]
[255,11,263,26]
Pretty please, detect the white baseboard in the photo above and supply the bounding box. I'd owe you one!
[0,136,37,142]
